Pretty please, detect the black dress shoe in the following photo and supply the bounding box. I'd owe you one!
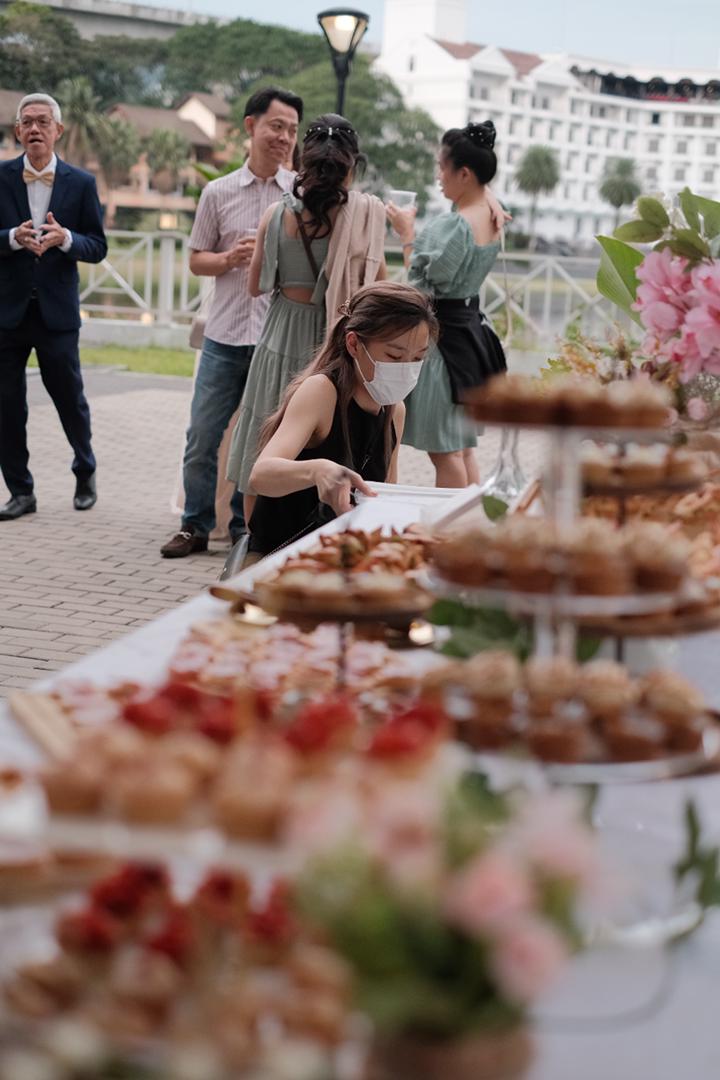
[0,494,37,520]
[161,527,209,558]
[74,475,97,511]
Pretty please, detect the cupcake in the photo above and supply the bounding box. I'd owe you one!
[604,716,666,761]
[109,761,197,825]
[432,528,495,587]
[606,379,671,428]
[213,734,296,839]
[461,705,517,751]
[527,719,590,763]
[565,519,632,595]
[556,378,616,427]
[618,446,666,486]
[576,660,638,719]
[492,518,558,592]
[624,522,691,591]
[640,670,706,721]
[524,656,579,715]
[580,445,615,487]
[41,758,105,816]
[665,449,707,484]
[461,650,523,707]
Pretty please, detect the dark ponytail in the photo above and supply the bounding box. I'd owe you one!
[293,113,365,236]
[441,119,497,184]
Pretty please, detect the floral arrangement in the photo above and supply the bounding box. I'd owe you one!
[596,189,720,407]
[295,773,599,1042]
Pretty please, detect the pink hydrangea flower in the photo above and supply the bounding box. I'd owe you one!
[492,917,569,1004]
[682,304,720,364]
[690,261,720,308]
[444,851,534,935]
[505,791,599,888]
[365,782,442,889]
[686,397,710,421]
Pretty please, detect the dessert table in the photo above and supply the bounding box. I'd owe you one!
[1,491,720,1079]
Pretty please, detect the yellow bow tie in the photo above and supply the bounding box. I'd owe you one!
[23,168,54,187]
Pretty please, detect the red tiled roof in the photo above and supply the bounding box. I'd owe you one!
[177,91,231,119]
[432,39,542,75]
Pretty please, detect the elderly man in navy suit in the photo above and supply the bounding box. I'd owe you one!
[0,92,107,520]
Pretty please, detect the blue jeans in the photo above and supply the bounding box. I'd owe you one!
[182,338,253,538]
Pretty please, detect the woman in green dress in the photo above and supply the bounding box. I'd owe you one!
[226,115,385,518]
[386,120,507,488]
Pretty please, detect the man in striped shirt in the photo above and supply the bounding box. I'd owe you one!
[161,86,302,558]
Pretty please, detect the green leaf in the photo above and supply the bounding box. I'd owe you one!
[636,196,670,229]
[693,194,720,239]
[666,238,709,261]
[614,220,664,243]
[670,228,711,258]
[679,188,701,231]
[482,494,509,522]
[576,635,603,662]
[595,235,644,322]
[426,598,477,628]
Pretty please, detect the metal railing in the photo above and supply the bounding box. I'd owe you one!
[80,232,626,349]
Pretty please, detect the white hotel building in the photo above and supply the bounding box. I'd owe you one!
[376,0,720,246]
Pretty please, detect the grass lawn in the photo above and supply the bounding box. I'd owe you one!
[30,346,195,377]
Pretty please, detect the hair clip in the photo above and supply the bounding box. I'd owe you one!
[337,299,352,317]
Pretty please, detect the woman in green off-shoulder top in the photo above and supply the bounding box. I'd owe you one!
[387,120,507,488]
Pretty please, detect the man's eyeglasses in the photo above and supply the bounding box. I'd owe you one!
[18,117,54,130]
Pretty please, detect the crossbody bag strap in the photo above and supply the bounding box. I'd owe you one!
[294,211,321,281]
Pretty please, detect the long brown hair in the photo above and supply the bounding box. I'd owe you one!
[293,114,363,236]
[258,281,439,473]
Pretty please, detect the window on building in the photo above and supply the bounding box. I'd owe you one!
[570,99,582,115]
[674,167,686,181]
[626,108,638,123]
[624,133,634,150]
[651,112,661,125]
[676,139,688,154]
[647,137,660,153]
[683,114,696,127]
[583,183,592,200]
[703,167,715,182]
[606,131,614,147]
[587,128,594,145]
[511,89,524,105]
[408,56,415,72]
[706,141,717,156]
[509,116,519,134]
[590,104,606,118]
[702,115,714,128]
[646,167,658,181]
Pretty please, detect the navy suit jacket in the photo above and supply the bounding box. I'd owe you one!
[0,155,107,332]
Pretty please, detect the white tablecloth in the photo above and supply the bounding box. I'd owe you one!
[1,493,720,1078]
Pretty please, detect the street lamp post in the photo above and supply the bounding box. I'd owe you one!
[317,8,370,115]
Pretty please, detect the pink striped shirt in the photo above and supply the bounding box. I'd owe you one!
[189,162,295,346]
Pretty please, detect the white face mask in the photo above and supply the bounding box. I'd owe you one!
[356,341,424,406]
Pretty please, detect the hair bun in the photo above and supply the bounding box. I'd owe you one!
[464,120,496,149]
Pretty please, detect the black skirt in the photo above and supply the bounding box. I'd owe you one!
[434,296,507,405]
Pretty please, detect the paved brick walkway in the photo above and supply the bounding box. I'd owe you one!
[0,365,545,696]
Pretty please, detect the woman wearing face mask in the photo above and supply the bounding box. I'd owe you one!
[226,114,386,519]
[245,281,437,560]
[386,120,507,489]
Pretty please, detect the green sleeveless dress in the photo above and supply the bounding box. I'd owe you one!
[226,193,330,492]
[403,212,501,453]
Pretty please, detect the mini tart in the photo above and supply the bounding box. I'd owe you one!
[603,716,666,761]
[460,706,517,751]
[580,445,615,486]
[41,759,105,815]
[564,520,632,595]
[432,528,495,586]
[526,720,590,763]
[640,669,706,721]
[576,660,638,718]
[524,657,579,712]
[606,378,671,428]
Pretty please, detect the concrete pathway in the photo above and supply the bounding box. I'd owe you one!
[0,366,545,696]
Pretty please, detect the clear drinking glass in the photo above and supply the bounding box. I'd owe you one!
[386,189,417,208]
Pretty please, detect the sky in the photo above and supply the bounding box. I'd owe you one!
[169,0,720,71]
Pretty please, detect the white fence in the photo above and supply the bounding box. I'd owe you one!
[80,231,625,350]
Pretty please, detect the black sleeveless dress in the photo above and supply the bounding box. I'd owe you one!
[248,391,391,557]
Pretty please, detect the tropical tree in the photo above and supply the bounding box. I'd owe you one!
[0,1,85,92]
[143,129,191,194]
[515,145,561,250]
[55,77,105,167]
[599,157,642,228]
[95,118,141,188]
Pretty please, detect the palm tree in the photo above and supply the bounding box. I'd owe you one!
[95,118,141,189]
[599,157,642,228]
[514,145,560,250]
[56,77,103,167]
[143,129,191,194]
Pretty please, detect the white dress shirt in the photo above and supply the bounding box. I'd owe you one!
[9,154,72,252]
